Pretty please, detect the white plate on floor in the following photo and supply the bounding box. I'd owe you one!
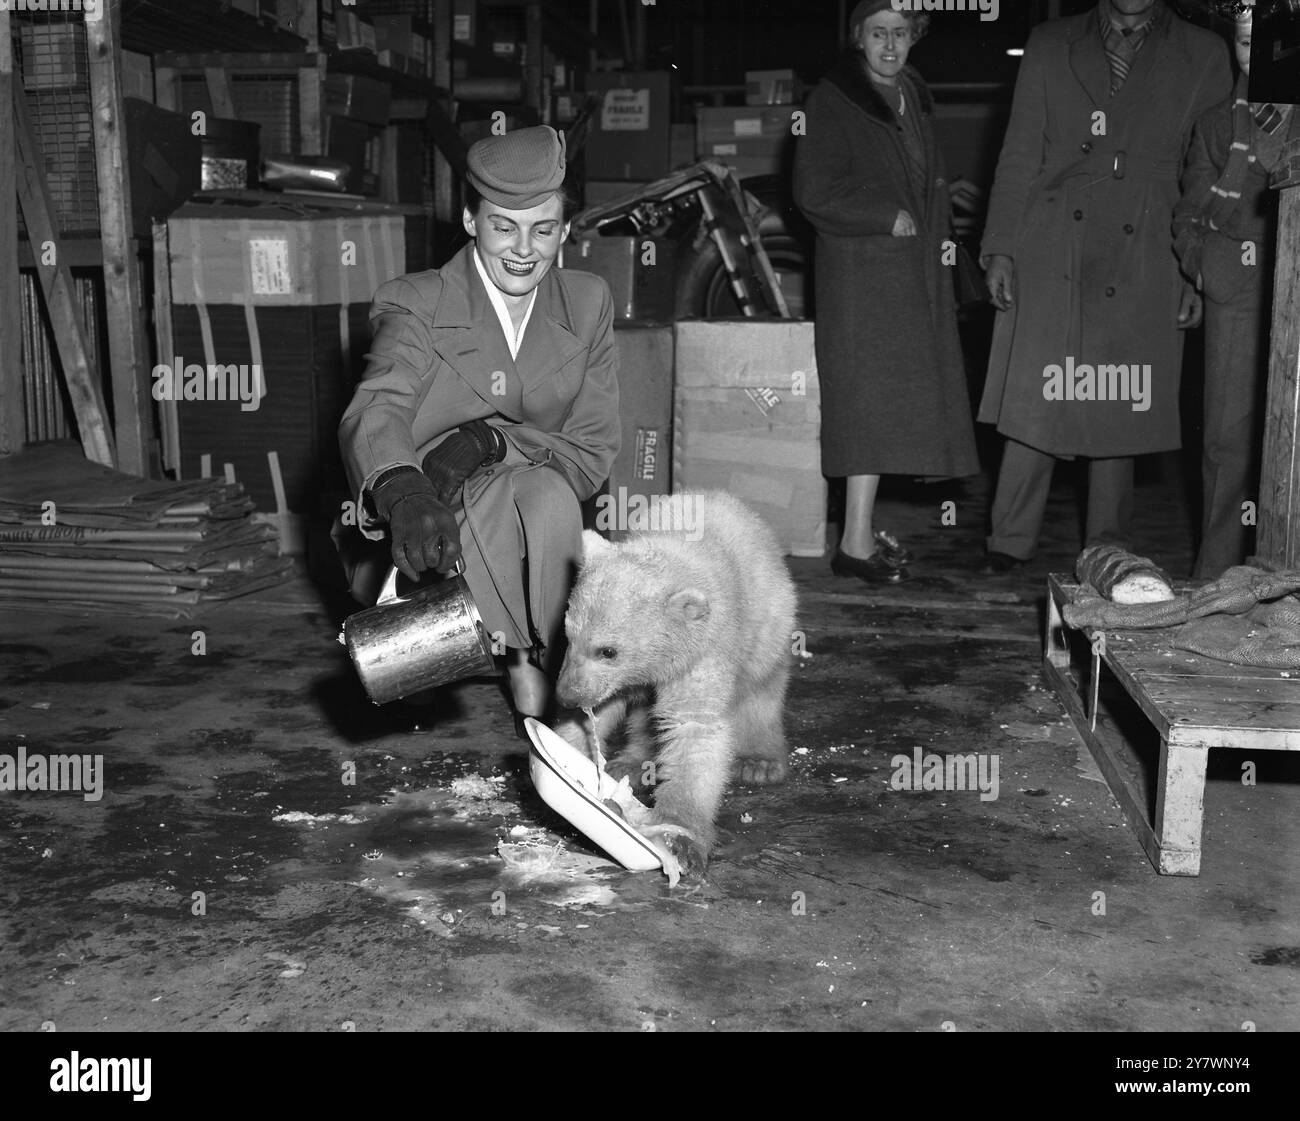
[524,717,663,873]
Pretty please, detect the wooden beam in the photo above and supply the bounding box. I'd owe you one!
[297,0,319,51]
[299,55,325,156]
[525,0,544,112]
[0,8,23,458]
[1254,185,1300,569]
[13,93,115,467]
[155,64,178,112]
[88,4,152,477]
[432,0,456,230]
[152,219,180,476]
[203,66,236,120]
[155,52,315,71]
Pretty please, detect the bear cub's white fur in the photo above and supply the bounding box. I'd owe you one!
[554,491,796,876]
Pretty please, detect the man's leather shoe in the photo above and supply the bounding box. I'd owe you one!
[981,550,1025,575]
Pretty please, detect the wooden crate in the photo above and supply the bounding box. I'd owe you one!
[1044,574,1300,875]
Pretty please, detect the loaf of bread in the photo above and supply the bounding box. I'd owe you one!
[1075,545,1175,604]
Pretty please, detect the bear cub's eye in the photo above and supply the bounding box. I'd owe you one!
[596,646,618,661]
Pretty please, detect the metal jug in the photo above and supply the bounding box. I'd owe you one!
[340,563,496,704]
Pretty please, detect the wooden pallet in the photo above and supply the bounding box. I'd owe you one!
[1044,574,1300,875]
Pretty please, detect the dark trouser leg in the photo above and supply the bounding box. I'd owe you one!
[1085,455,1134,550]
[987,438,1056,561]
[1196,282,1266,579]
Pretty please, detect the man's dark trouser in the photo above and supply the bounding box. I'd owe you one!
[987,438,1133,561]
[1196,246,1268,580]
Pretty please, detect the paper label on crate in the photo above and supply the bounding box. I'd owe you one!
[734,118,763,137]
[601,88,650,131]
[635,427,661,482]
[745,387,782,416]
[248,238,292,296]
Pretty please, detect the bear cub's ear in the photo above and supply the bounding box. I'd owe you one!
[581,529,614,564]
[668,587,709,622]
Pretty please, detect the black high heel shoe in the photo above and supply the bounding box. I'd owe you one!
[830,547,909,584]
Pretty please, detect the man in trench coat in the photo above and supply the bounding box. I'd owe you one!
[337,127,619,723]
[979,0,1231,569]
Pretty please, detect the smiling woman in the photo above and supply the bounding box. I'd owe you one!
[334,126,621,737]
[793,0,978,585]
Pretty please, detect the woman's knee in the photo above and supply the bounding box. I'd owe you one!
[513,466,582,529]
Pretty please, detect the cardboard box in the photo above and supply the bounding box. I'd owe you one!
[122,49,154,103]
[560,235,678,323]
[454,0,478,45]
[325,73,391,127]
[373,15,413,56]
[171,302,372,516]
[609,324,674,506]
[696,106,798,147]
[745,69,799,105]
[670,122,695,170]
[336,10,365,50]
[585,71,672,181]
[672,320,826,556]
[125,99,203,238]
[699,138,791,180]
[167,200,408,308]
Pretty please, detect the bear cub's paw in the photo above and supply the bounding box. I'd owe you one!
[737,755,789,785]
[662,830,710,880]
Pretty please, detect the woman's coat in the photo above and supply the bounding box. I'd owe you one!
[977,4,1231,457]
[794,55,978,479]
[338,242,620,649]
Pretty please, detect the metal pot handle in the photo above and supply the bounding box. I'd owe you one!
[377,558,466,605]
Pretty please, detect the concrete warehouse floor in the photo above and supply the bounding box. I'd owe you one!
[1,455,1297,1033]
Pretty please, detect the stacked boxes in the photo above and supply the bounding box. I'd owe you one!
[584,71,673,183]
[672,320,826,557]
[695,106,799,181]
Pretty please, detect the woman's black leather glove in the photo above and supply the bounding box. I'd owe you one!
[421,420,506,506]
[370,467,462,579]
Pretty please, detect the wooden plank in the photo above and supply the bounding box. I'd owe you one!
[13,93,115,467]
[298,56,324,156]
[297,0,319,52]
[432,0,455,229]
[152,220,180,476]
[0,8,23,458]
[87,6,152,477]
[1256,185,1300,568]
[204,67,236,120]
[1153,743,1207,875]
[525,0,544,112]
[155,52,314,71]
[1141,675,1300,712]
[155,65,179,112]
[1042,652,1171,875]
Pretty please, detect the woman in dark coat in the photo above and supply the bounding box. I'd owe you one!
[794,0,978,584]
